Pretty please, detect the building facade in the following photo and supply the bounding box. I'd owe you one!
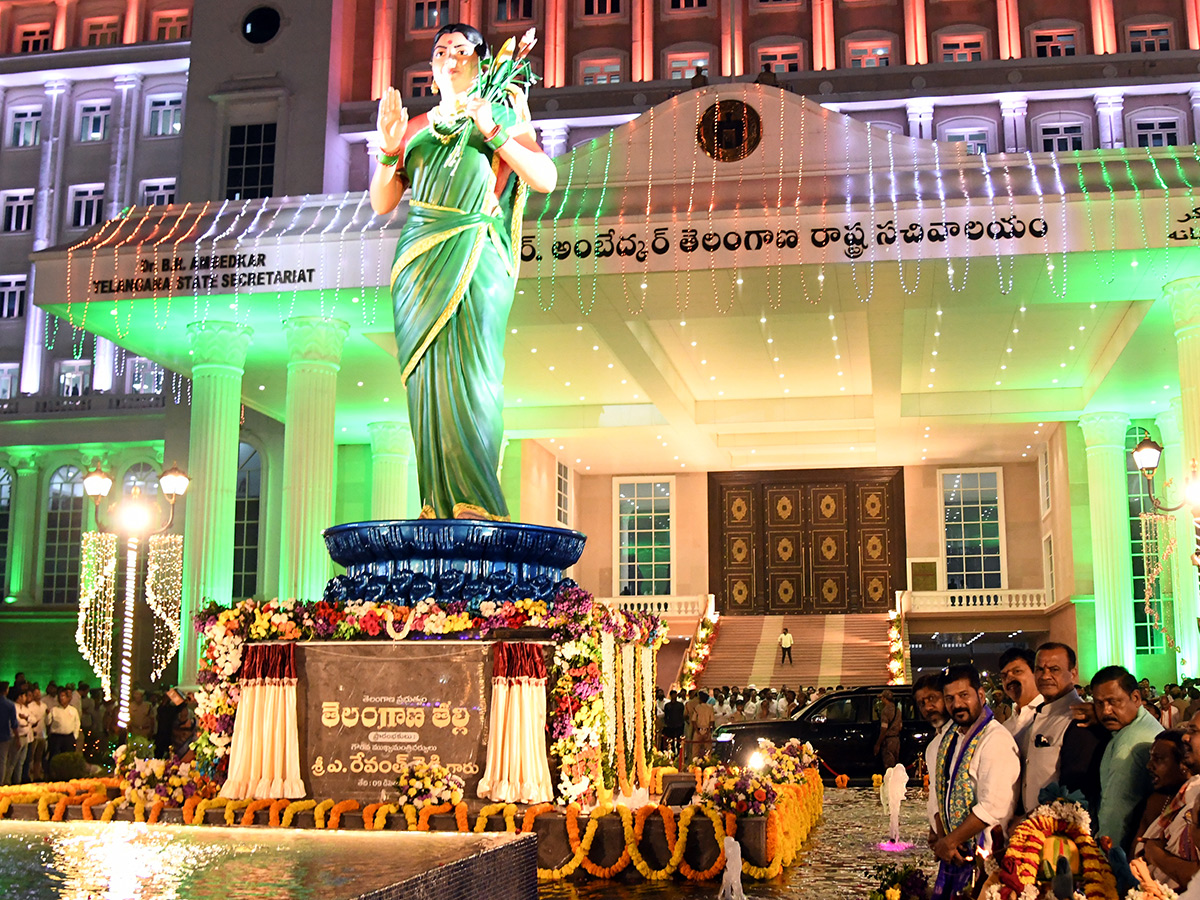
[0,0,1198,690]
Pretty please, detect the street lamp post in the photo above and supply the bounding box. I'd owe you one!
[1131,436,1200,567]
[82,463,189,727]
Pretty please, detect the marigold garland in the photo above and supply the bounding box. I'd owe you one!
[361,802,382,831]
[147,801,164,824]
[241,798,275,826]
[313,799,335,829]
[521,802,554,833]
[279,799,316,828]
[418,801,452,831]
[327,799,359,830]
[268,798,291,827]
[990,804,1117,900]
[81,793,108,821]
[677,805,727,880]
[474,801,509,832]
[181,795,202,825]
[37,793,63,821]
[455,801,469,832]
[373,803,399,831]
[222,799,252,825]
[99,800,117,822]
[133,799,146,823]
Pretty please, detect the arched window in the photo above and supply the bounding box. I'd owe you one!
[43,464,85,605]
[0,468,11,593]
[1126,426,1165,654]
[123,462,159,496]
[233,442,261,599]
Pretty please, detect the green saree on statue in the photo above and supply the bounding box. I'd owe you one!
[391,102,528,520]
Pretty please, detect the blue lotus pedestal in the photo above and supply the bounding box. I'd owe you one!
[321,519,587,609]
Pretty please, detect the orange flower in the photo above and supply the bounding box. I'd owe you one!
[753,789,767,802]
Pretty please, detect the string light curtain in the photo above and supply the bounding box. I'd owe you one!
[144,534,183,681]
[76,531,118,699]
[478,642,554,804]
[220,642,305,800]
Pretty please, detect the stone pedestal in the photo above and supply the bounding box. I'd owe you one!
[1079,411,1136,673]
[279,317,348,602]
[181,321,252,682]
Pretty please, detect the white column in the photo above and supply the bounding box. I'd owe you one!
[906,100,934,140]
[180,321,252,682]
[1165,277,1200,459]
[368,422,412,519]
[538,124,570,159]
[1094,92,1125,149]
[1000,95,1028,152]
[5,456,40,603]
[1156,399,1200,675]
[1079,411,1137,674]
[1190,89,1200,145]
[21,79,72,395]
[279,317,348,602]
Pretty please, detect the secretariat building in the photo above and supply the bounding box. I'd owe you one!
[0,0,1197,691]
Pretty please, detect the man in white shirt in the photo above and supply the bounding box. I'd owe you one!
[46,688,81,761]
[778,628,794,665]
[22,686,46,783]
[916,672,952,836]
[1021,641,1086,813]
[931,664,1020,900]
[998,647,1043,750]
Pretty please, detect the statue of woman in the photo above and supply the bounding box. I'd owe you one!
[370,25,556,520]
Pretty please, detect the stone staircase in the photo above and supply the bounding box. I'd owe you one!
[697,613,892,690]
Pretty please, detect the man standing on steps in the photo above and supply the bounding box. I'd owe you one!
[778,627,794,665]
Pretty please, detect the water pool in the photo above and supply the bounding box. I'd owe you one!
[0,819,522,900]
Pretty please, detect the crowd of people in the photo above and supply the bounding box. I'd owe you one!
[918,642,1200,900]
[0,673,198,786]
[655,683,844,762]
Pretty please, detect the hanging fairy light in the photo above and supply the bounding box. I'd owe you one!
[76,531,118,699]
[145,534,184,681]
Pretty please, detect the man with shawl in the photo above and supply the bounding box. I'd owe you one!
[931,664,1021,900]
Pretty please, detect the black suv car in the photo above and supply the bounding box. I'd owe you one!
[712,685,934,778]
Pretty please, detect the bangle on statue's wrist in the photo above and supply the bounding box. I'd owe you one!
[377,148,402,166]
[484,125,509,152]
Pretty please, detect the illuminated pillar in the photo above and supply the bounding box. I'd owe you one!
[52,0,70,51]
[812,0,834,70]
[539,124,570,158]
[906,100,934,140]
[369,422,412,519]
[1094,92,1125,149]
[1165,277,1200,458]
[1000,95,1028,152]
[1191,90,1200,146]
[903,0,928,65]
[1079,411,1136,674]
[631,0,653,80]
[1187,0,1200,49]
[371,0,397,98]
[5,456,39,603]
[1089,0,1117,53]
[996,0,1021,57]
[123,0,143,43]
[1156,399,1200,676]
[279,317,348,602]
[719,0,744,76]
[21,80,72,396]
[180,321,252,684]
[543,0,567,87]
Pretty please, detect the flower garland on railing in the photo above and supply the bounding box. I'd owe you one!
[192,587,667,802]
[679,611,718,692]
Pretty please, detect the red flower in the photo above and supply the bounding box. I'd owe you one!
[736,800,749,813]
[753,789,766,802]
[361,611,382,636]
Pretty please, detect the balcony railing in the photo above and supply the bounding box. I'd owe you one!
[901,589,1050,613]
[604,594,710,619]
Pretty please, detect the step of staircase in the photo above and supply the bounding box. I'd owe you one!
[697,614,891,691]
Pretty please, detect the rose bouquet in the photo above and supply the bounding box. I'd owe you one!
[394,762,465,810]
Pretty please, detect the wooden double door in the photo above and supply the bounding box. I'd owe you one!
[708,468,906,615]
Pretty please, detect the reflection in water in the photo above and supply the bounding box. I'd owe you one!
[1,820,515,900]
[539,787,933,900]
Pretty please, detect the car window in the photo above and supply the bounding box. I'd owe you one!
[819,698,856,722]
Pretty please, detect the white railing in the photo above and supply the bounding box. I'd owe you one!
[901,589,1050,613]
[602,594,711,620]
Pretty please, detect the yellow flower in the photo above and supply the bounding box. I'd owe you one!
[885,888,900,900]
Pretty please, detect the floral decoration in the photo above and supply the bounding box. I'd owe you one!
[679,611,718,692]
[701,764,779,817]
[866,862,930,900]
[192,586,666,801]
[113,745,218,809]
[394,762,465,810]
